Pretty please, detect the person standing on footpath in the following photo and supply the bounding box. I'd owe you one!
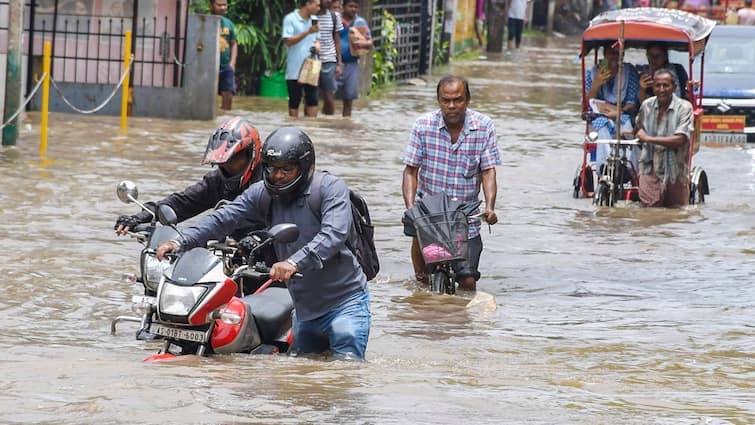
[337,0,372,117]
[402,75,501,291]
[738,0,755,24]
[282,0,322,118]
[211,0,237,110]
[505,0,529,52]
[635,69,694,208]
[317,0,344,115]
[475,0,486,48]
[156,127,371,361]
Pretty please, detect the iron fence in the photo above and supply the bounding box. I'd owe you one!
[372,0,434,81]
[20,0,188,98]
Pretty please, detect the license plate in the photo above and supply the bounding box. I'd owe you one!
[701,115,746,132]
[131,295,156,305]
[150,324,206,342]
[700,132,747,144]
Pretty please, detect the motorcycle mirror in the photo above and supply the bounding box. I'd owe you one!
[117,180,156,220]
[157,204,178,226]
[268,223,299,243]
[117,180,139,204]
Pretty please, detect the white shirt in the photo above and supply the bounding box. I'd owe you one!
[508,0,528,20]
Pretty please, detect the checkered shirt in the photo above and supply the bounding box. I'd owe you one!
[403,108,501,238]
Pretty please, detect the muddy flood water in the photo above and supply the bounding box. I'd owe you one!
[1,36,754,425]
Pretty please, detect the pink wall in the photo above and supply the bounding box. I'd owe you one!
[25,0,187,86]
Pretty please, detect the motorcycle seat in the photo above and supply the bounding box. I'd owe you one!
[241,288,293,343]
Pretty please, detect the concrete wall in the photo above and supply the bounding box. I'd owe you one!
[28,14,219,121]
[453,0,478,54]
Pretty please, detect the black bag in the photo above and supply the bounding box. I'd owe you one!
[344,189,379,281]
[259,171,379,280]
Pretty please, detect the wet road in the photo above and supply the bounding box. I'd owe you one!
[1,35,754,424]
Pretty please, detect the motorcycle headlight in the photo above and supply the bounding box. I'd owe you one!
[159,282,207,316]
[142,254,171,292]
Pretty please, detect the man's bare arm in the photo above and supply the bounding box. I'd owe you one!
[402,165,419,209]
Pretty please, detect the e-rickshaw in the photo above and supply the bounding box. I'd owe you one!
[573,8,715,206]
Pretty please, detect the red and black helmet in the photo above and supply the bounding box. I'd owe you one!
[203,117,262,168]
[202,117,262,186]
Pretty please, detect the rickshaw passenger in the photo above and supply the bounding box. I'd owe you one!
[584,43,640,174]
[637,43,689,103]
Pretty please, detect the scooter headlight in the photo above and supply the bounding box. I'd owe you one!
[142,254,171,292]
[159,282,207,316]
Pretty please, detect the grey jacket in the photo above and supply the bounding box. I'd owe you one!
[180,174,367,321]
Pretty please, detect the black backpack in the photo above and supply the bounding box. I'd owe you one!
[259,171,379,281]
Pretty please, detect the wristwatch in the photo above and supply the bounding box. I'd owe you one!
[285,258,298,270]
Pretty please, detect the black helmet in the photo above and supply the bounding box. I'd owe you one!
[261,127,315,202]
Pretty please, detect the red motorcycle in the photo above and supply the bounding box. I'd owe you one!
[112,202,299,362]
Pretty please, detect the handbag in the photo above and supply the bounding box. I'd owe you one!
[298,54,321,87]
[348,27,369,58]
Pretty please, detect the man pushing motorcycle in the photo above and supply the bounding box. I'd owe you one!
[156,126,371,361]
[114,116,264,240]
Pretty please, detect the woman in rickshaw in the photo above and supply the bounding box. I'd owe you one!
[637,43,689,104]
[584,42,640,175]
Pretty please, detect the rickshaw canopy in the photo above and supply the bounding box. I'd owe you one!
[583,8,717,56]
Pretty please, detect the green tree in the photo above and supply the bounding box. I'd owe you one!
[192,0,295,94]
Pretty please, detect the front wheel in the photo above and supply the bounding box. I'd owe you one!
[430,268,454,295]
[595,180,614,207]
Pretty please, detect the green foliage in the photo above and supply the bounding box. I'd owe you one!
[433,10,449,66]
[226,1,291,77]
[371,9,397,92]
[189,0,210,14]
[191,0,294,93]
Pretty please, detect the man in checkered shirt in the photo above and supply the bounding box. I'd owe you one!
[402,75,501,291]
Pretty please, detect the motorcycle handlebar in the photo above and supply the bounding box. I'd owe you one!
[253,273,302,294]
[127,230,150,243]
[207,240,237,254]
[470,212,492,223]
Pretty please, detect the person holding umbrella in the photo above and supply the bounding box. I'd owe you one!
[402,75,501,291]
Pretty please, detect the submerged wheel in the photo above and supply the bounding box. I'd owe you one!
[573,175,581,199]
[690,182,705,205]
[595,181,614,207]
[430,270,452,295]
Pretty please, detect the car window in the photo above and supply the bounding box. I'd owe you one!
[704,36,755,74]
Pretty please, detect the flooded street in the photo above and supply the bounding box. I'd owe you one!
[1,35,754,424]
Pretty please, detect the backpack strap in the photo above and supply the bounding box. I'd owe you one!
[258,184,272,226]
[307,171,325,221]
[331,11,337,36]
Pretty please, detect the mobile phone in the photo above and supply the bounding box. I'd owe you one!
[598,58,608,72]
[311,16,318,27]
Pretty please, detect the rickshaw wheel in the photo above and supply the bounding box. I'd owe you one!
[690,182,705,205]
[595,181,614,207]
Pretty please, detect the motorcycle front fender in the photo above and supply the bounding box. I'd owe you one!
[211,297,262,354]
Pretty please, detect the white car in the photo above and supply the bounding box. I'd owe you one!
[700,25,755,144]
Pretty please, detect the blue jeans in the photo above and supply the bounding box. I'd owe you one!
[292,287,371,361]
[318,62,337,93]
